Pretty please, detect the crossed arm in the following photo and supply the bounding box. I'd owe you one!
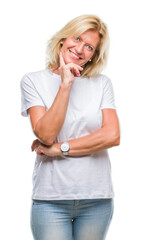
[28,104,120,157]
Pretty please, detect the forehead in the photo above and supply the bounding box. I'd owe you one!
[79,30,100,46]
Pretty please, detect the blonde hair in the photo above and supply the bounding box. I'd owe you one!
[45,14,109,78]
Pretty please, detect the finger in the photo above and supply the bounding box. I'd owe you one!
[31,139,38,147]
[36,146,45,155]
[31,142,38,151]
[32,140,40,151]
[59,52,65,67]
[68,63,83,72]
[71,68,80,77]
[31,139,38,151]
[39,153,46,156]
[69,65,83,77]
[74,67,82,76]
[35,146,40,155]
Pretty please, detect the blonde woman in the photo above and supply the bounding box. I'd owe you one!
[20,15,120,240]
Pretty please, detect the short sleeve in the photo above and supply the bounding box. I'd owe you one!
[101,76,116,110]
[20,74,45,117]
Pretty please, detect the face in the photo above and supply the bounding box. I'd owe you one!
[60,29,100,67]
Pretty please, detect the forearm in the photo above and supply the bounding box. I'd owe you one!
[32,126,120,157]
[56,127,120,156]
[33,55,83,146]
[34,83,71,145]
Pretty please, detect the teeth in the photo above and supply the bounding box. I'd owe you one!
[70,51,80,59]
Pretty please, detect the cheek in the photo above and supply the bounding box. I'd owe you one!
[63,38,75,48]
[61,45,69,59]
[84,51,94,61]
[88,50,95,58]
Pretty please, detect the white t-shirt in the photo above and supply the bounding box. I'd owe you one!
[20,68,116,200]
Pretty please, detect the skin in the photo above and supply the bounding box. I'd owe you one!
[61,29,99,66]
[31,108,120,157]
[28,29,120,156]
[54,29,100,79]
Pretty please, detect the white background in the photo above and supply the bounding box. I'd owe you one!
[0,0,141,239]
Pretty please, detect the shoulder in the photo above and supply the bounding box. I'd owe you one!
[95,74,113,90]
[20,69,53,91]
[93,74,111,82]
[21,69,49,83]
[89,74,112,88]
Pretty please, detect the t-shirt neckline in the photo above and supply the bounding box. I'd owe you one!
[46,68,86,82]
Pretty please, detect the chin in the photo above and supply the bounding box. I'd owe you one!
[64,59,72,64]
[65,58,83,66]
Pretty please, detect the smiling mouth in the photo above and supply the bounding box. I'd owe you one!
[69,50,82,60]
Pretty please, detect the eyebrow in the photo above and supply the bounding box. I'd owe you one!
[78,36,96,50]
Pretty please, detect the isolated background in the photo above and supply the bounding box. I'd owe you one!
[0,0,141,239]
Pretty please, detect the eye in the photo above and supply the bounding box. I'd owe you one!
[75,37,80,41]
[87,45,93,51]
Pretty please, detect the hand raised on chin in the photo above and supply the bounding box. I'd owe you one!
[59,52,83,88]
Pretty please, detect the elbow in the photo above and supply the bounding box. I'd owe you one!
[111,130,120,146]
[41,138,54,146]
[35,131,54,146]
[33,125,54,146]
[114,136,120,146]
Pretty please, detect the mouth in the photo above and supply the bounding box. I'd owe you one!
[69,50,82,60]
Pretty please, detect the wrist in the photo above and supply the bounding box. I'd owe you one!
[60,142,70,156]
[54,142,63,156]
[60,82,72,91]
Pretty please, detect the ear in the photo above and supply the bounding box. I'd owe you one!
[60,41,63,47]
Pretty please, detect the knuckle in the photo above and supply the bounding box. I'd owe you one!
[38,145,41,150]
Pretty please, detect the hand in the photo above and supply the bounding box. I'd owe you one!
[59,52,83,88]
[31,139,44,155]
[31,139,61,157]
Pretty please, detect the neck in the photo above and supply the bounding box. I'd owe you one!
[51,67,60,75]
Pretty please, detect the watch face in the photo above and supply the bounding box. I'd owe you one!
[61,142,70,152]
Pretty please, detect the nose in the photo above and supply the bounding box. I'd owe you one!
[75,42,84,54]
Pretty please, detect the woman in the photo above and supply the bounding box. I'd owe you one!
[20,15,120,240]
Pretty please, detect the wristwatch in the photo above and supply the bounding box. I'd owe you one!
[60,142,70,156]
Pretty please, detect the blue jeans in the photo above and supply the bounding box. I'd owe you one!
[31,198,114,240]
